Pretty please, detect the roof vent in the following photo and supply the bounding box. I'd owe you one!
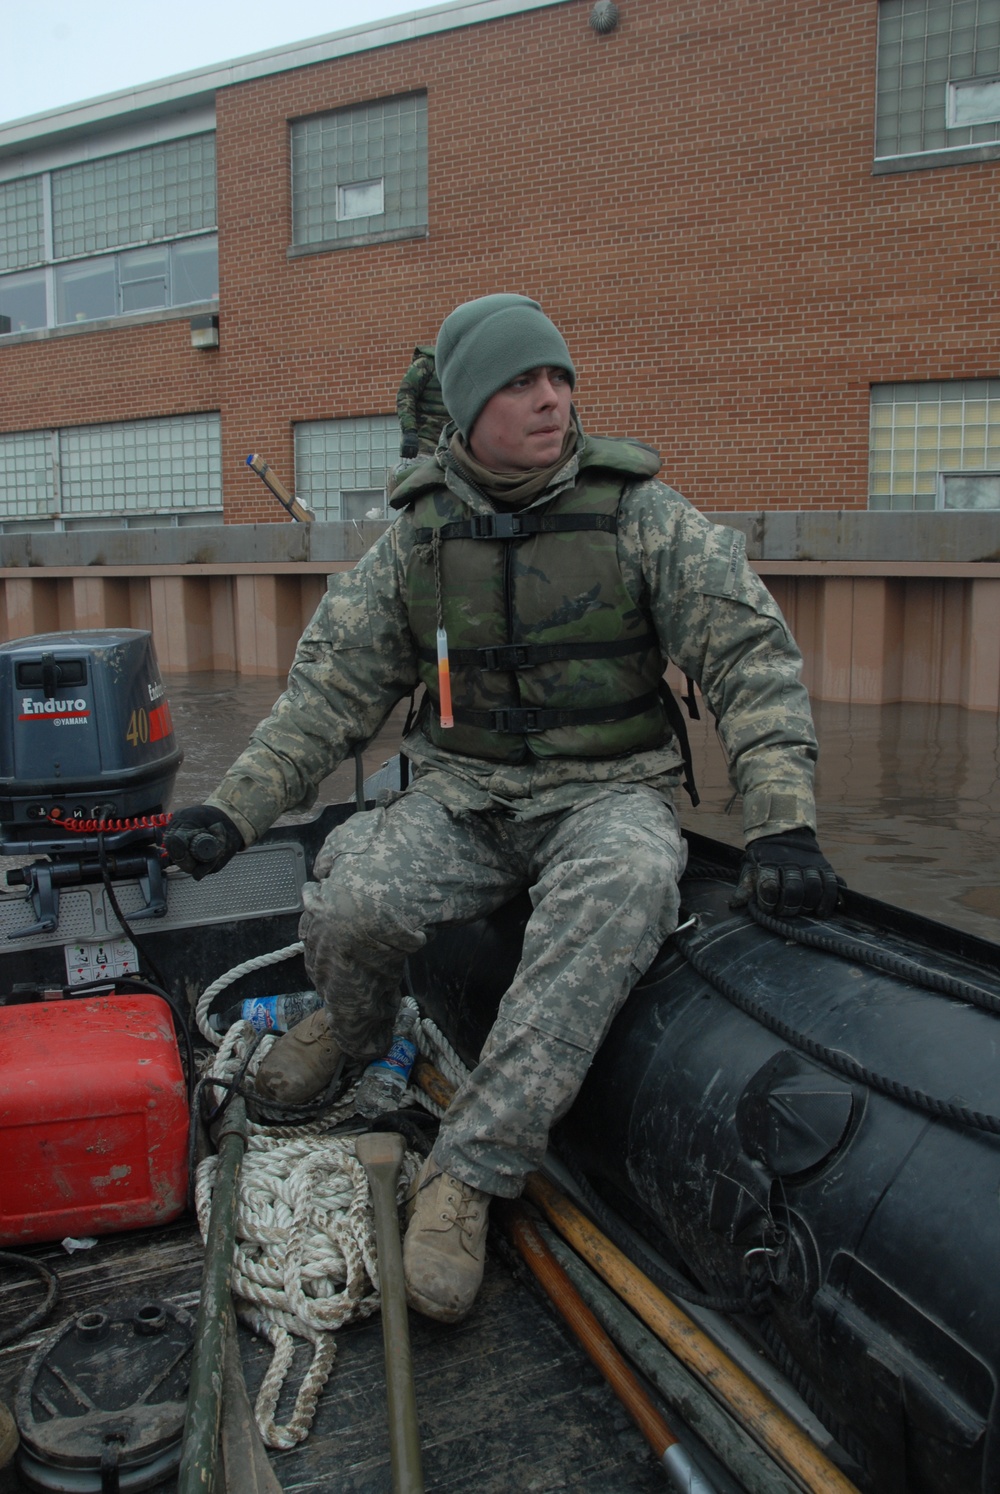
[589,1,620,34]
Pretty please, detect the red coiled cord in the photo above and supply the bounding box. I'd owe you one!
[46,810,174,834]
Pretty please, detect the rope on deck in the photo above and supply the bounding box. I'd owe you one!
[412,1015,471,1111]
[194,941,306,1046]
[195,1002,443,1450]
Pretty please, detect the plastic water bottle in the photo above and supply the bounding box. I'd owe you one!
[353,1003,419,1118]
[208,990,323,1034]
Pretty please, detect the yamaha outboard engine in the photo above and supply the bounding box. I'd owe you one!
[0,630,182,936]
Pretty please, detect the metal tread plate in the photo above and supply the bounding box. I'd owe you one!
[0,841,306,950]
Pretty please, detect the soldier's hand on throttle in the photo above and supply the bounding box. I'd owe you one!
[164,805,244,880]
[400,433,419,459]
[732,828,839,918]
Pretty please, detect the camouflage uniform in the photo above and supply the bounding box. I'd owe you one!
[396,345,448,454]
[207,424,819,1195]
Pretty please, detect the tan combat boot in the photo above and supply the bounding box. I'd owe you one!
[402,1153,490,1323]
[253,1007,343,1103]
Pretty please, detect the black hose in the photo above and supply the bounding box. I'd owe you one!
[89,974,197,1106]
[0,1251,58,1346]
[96,832,171,993]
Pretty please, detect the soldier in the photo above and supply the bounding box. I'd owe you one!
[166,294,838,1325]
[389,343,447,493]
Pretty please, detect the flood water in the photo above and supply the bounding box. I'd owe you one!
[165,674,1000,947]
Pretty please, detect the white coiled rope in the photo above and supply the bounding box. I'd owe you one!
[194,941,306,1046]
[194,960,456,1451]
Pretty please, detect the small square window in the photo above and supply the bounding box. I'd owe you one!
[938,471,1000,509]
[343,489,386,521]
[338,179,384,221]
[948,74,1000,126]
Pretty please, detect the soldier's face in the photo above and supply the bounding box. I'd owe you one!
[468,366,572,472]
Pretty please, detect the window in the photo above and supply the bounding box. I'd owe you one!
[938,470,1000,506]
[294,417,397,519]
[948,71,1000,122]
[0,133,218,335]
[50,135,216,258]
[0,414,222,530]
[290,93,427,250]
[0,431,57,522]
[0,270,47,333]
[876,0,1000,165]
[0,177,45,271]
[869,381,1000,509]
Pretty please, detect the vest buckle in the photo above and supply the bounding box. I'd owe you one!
[470,513,524,539]
[489,707,541,733]
[481,644,533,671]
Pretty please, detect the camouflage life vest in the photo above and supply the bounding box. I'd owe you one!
[399,437,671,762]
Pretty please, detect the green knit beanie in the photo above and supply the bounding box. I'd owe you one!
[436,294,576,439]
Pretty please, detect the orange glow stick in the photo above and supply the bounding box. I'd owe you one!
[436,627,454,728]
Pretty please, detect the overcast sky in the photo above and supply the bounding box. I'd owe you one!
[2,0,447,127]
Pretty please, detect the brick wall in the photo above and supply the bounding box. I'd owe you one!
[1,316,220,433]
[5,0,1000,519]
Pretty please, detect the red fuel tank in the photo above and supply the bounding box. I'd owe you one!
[0,993,189,1245]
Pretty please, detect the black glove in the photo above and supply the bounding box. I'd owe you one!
[164,805,245,880]
[732,829,839,918]
[400,432,419,459]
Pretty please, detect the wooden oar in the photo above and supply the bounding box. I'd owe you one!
[524,1173,860,1494]
[539,1220,804,1494]
[503,1201,719,1493]
[412,1055,861,1494]
[355,1131,424,1494]
[179,1097,248,1494]
[246,453,314,523]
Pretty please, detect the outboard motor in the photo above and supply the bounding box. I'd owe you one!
[0,630,182,936]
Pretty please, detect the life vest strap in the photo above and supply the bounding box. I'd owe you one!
[415,512,617,543]
[416,633,659,672]
[451,692,660,735]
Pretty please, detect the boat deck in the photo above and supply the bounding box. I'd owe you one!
[0,1212,740,1493]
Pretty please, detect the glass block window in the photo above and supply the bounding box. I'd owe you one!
[0,431,57,521]
[52,134,216,258]
[58,413,221,517]
[294,417,397,520]
[876,0,1000,158]
[0,176,45,272]
[0,132,217,337]
[869,381,1000,509]
[291,93,427,247]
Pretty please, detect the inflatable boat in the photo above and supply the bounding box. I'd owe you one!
[0,628,997,1494]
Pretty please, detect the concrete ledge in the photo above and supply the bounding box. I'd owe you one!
[4,514,1000,706]
[708,510,1000,565]
[5,511,1000,570]
[0,520,390,569]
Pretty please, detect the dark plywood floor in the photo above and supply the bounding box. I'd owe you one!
[0,1216,715,1494]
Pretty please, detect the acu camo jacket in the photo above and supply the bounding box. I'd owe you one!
[395,347,448,450]
[207,427,820,846]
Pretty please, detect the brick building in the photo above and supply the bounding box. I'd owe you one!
[3,0,1000,532]
[2,0,999,707]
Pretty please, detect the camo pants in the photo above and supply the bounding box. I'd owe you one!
[299,785,686,1197]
